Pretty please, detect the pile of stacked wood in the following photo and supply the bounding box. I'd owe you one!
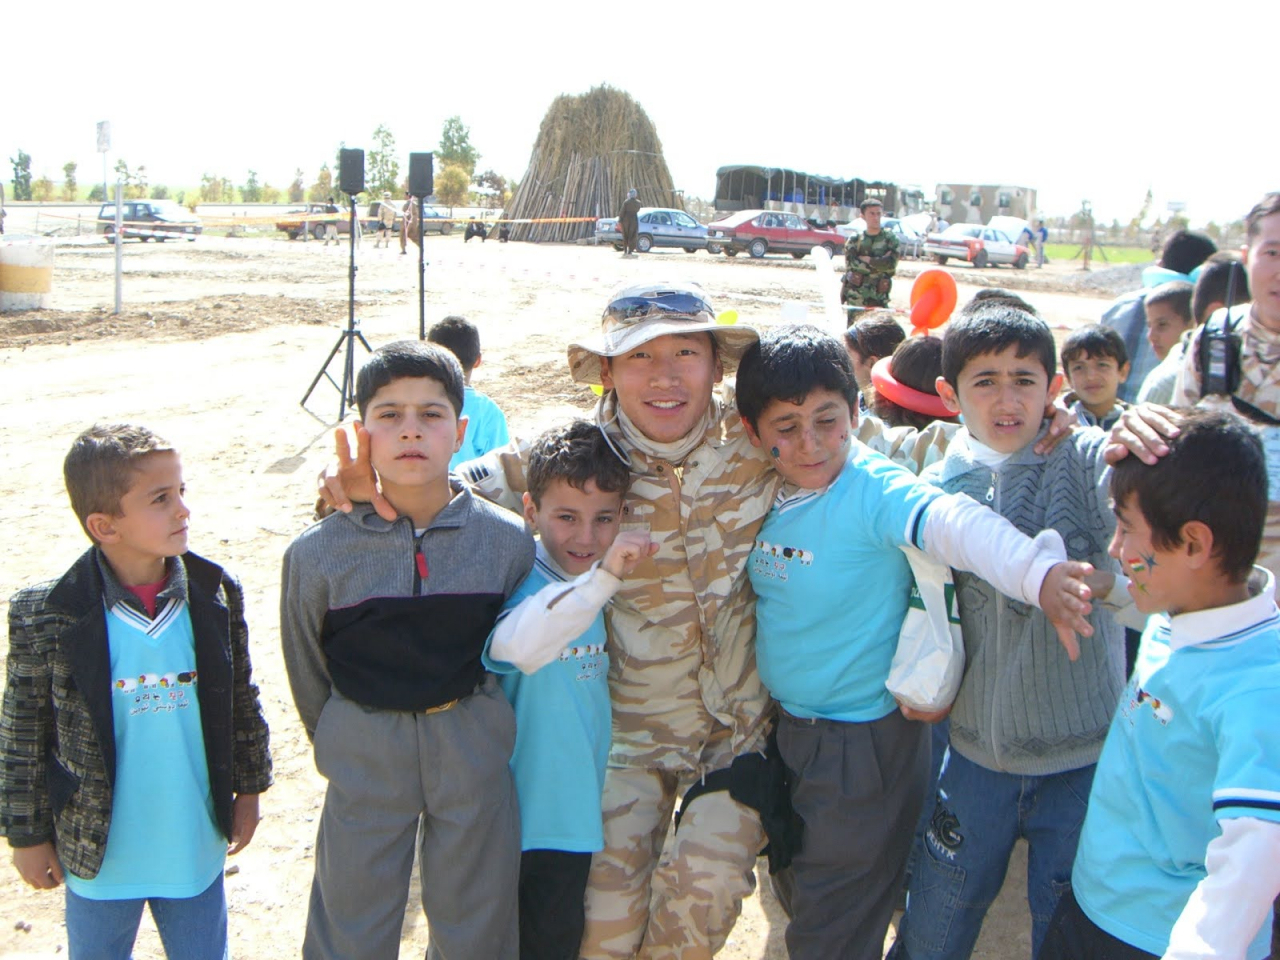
[505,85,680,243]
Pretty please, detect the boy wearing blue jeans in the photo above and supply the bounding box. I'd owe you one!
[893,299,1128,959]
[734,326,1096,960]
[1,424,273,960]
[1041,409,1280,959]
[484,420,655,960]
[281,341,534,960]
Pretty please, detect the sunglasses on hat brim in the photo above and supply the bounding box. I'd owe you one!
[603,293,715,326]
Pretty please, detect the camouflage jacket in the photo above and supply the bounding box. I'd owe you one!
[0,549,273,879]
[461,391,957,772]
[843,228,900,304]
[1174,308,1280,578]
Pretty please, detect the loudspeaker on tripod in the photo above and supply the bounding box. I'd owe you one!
[409,153,434,198]
[339,148,365,196]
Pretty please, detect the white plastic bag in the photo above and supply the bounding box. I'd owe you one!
[885,545,965,713]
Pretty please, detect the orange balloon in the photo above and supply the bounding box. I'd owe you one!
[909,269,958,332]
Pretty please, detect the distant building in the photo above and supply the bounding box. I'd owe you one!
[936,184,1036,224]
[713,165,925,222]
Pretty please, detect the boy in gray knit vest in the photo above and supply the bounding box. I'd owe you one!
[281,341,534,960]
[893,296,1126,960]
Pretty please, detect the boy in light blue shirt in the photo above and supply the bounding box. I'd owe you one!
[1,424,272,960]
[734,325,1095,960]
[484,419,654,960]
[427,315,511,468]
[1042,409,1280,960]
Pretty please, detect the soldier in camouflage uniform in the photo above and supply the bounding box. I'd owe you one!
[842,198,900,318]
[473,285,953,960]
[1170,193,1280,584]
[318,282,1073,959]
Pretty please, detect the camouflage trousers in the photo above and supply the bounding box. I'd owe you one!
[581,759,766,959]
[842,270,893,310]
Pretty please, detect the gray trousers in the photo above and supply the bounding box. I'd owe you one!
[777,707,928,960]
[303,677,520,960]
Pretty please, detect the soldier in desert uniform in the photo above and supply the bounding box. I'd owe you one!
[619,189,641,257]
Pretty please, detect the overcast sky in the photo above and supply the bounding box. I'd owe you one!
[4,0,1274,226]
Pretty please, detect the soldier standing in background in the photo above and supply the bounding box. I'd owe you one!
[842,198,900,321]
[374,191,397,248]
[619,188,641,257]
[400,192,414,255]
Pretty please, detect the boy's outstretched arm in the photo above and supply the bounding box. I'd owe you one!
[922,495,1093,661]
[488,531,656,675]
[12,841,63,889]
[1037,561,1095,661]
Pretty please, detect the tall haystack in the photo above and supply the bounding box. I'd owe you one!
[505,85,679,243]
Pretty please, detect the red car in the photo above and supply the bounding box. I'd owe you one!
[705,209,845,259]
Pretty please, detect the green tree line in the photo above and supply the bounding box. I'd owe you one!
[9,118,513,209]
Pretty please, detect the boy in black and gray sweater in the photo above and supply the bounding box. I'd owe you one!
[281,340,534,960]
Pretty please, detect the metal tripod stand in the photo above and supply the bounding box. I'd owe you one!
[302,196,371,421]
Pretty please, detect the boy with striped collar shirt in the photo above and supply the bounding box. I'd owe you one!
[483,419,654,960]
[1041,408,1280,960]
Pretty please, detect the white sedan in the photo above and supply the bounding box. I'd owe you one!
[923,223,1030,269]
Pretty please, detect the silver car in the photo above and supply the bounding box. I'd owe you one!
[595,207,709,253]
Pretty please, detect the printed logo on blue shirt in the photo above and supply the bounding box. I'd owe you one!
[751,538,816,581]
[559,642,606,682]
[114,671,198,717]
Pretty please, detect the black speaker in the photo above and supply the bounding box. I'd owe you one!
[409,152,434,197]
[339,148,365,195]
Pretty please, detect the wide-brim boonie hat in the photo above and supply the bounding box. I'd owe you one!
[568,282,759,386]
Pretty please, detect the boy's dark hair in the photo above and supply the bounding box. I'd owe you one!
[1193,255,1251,324]
[1144,280,1194,326]
[860,198,883,213]
[355,340,465,419]
[845,310,905,361]
[872,336,956,431]
[941,302,1057,386]
[957,288,1040,318]
[426,315,481,374]
[1159,230,1217,276]
[1110,408,1265,582]
[1061,323,1128,370]
[64,423,175,540]
[526,420,630,508]
[737,325,859,430]
[1246,192,1280,241]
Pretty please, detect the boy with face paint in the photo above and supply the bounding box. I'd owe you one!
[735,325,1095,960]
[1042,409,1280,960]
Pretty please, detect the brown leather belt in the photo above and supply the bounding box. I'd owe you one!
[421,699,458,715]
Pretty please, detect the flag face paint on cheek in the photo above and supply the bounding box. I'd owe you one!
[771,447,781,459]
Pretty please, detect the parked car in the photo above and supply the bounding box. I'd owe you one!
[705,210,845,259]
[276,202,377,240]
[923,223,1030,268]
[97,200,202,242]
[594,207,709,253]
[413,206,454,236]
[836,217,926,259]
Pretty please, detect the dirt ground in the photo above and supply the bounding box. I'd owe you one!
[0,232,1122,959]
